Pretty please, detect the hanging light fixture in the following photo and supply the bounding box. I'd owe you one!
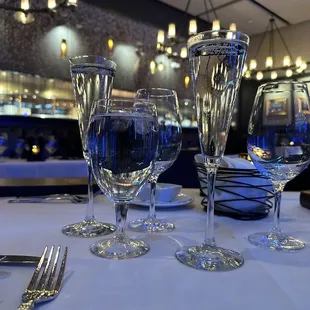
[270,71,277,80]
[188,19,197,35]
[150,60,156,75]
[245,71,251,79]
[283,55,291,67]
[157,30,165,45]
[296,56,303,67]
[67,0,78,6]
[60,39,67,58]
[180,47,187,59]
[108,38,114,54]
[229,23,237,31]
[256,71,263,80]
[21,0,30,10]
[48,0,56,9]
[184,76,190,88]
[168,23,176,39]
[301,61,307,71]
[265,56,273,68]
[249,59,257,70]
[212,20,220,31]
[158,63,165,72]
[286,69,293,77]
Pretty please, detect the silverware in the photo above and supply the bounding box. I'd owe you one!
[0,255,42,265]
[17,245,68,310]
[8,190,102,204]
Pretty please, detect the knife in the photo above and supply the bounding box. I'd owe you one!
[0,255,42,265]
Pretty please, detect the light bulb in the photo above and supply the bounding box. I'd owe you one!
[270,71,277,80]
[168,23,176,39]
[286,69,293,77]
[180,47,187,59]
[265,56,273,68]
[249,59,257,70]
[188,19,197,35]
[158,63,164,72]
[108,38,114,53]
[184,76,190,88]
[150,60,156,75]
[296,56,303,67]
[256,71,263,80]
[157,30,165,45]
[283,55,291,67]
[60,39,67,58]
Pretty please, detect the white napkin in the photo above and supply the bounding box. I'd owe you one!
[195,154,273,211]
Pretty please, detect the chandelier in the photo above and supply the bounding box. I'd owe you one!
[244,18,308,81]
[0,0,77,24]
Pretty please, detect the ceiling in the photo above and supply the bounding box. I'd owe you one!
[157,0,310,35]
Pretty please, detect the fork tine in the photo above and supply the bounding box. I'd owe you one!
[54,247,68,292]
[46,245,61,290]
[37,245,54,290]
[27,246,48,290]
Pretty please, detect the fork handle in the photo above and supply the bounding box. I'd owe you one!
[17,300,34,310]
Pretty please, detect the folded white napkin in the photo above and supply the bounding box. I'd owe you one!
[195,154,273,211]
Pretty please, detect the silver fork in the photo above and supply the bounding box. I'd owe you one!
[17,245,68,310]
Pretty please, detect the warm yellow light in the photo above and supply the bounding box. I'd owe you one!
[301,61,307,71]
[265,56,273,68]
[296,56,303,67]
[168,23,176,39]
[21,0,29,10]
[184,76,190,88]
[249,59,257,70]
[158,63,164,72]
[283,55,291,67]
[35,89,39,94]
[24,89,28,93]
[286,69,293,77]
[189,19,197,35]
[32,145,40,155]
[48,0,56,9]
[212,20,220,31]
[245,71,251,79]
[256,71,263,80]
[67,0,78,6]
[150,60,156,75]
[157,30,165,44]
[270,71,277,80]
[108,38,114,53]
[166,47,172,55]
[229,23,237,31]
[180,47,187,59]
[61,39,67,58]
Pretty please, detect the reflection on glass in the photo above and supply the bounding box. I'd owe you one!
[248,81,310,251]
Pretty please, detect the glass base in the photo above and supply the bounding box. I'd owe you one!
[62,219,115,238]
[248,232,306,252]
[128,217,175,233]
[90,235,150,260]
[175,244,244,271]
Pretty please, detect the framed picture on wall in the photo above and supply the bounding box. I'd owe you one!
[297,97,310,114]
[265,98,288,117]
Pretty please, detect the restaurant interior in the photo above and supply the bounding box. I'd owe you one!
[1,0,310,309]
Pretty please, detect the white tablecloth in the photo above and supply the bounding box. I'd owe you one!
[0,189,309,310]
[0,160,87,179]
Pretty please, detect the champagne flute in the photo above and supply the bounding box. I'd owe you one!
[175,30,249,271]
[62,56,116,238]
[248,81,310,251]
[88,99,158,259]
[129,88,182,233]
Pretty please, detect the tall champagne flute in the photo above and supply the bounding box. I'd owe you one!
[175,30,249,271]
[248,81,310,251]
[88,99,158,259]
[62,56,116,238]
[129,88,182,233]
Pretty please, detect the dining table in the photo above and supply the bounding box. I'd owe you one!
[0,189,309,310]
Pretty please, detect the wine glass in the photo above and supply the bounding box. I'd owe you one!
[247,81,310,252]
[128,88,182,233]
[62,55,116,238]
[175,30,249,271]
[88,99,158,259]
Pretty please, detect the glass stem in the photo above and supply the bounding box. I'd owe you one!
[115,202,128,238]
[147,175,158,220]
[272,182,285,234]
[203,167,217,247]
[85,164,95,221]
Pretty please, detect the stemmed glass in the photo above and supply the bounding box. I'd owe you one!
[247,81,310,251]
[62,55,116,238]
[175,30,249,271]
[88,99,158,259]
[129,88,182,233]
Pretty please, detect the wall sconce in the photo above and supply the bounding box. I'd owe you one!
[61,39,67,58]
[184,76,190,88]
[150,60,156,75]
[108,38,114,54]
